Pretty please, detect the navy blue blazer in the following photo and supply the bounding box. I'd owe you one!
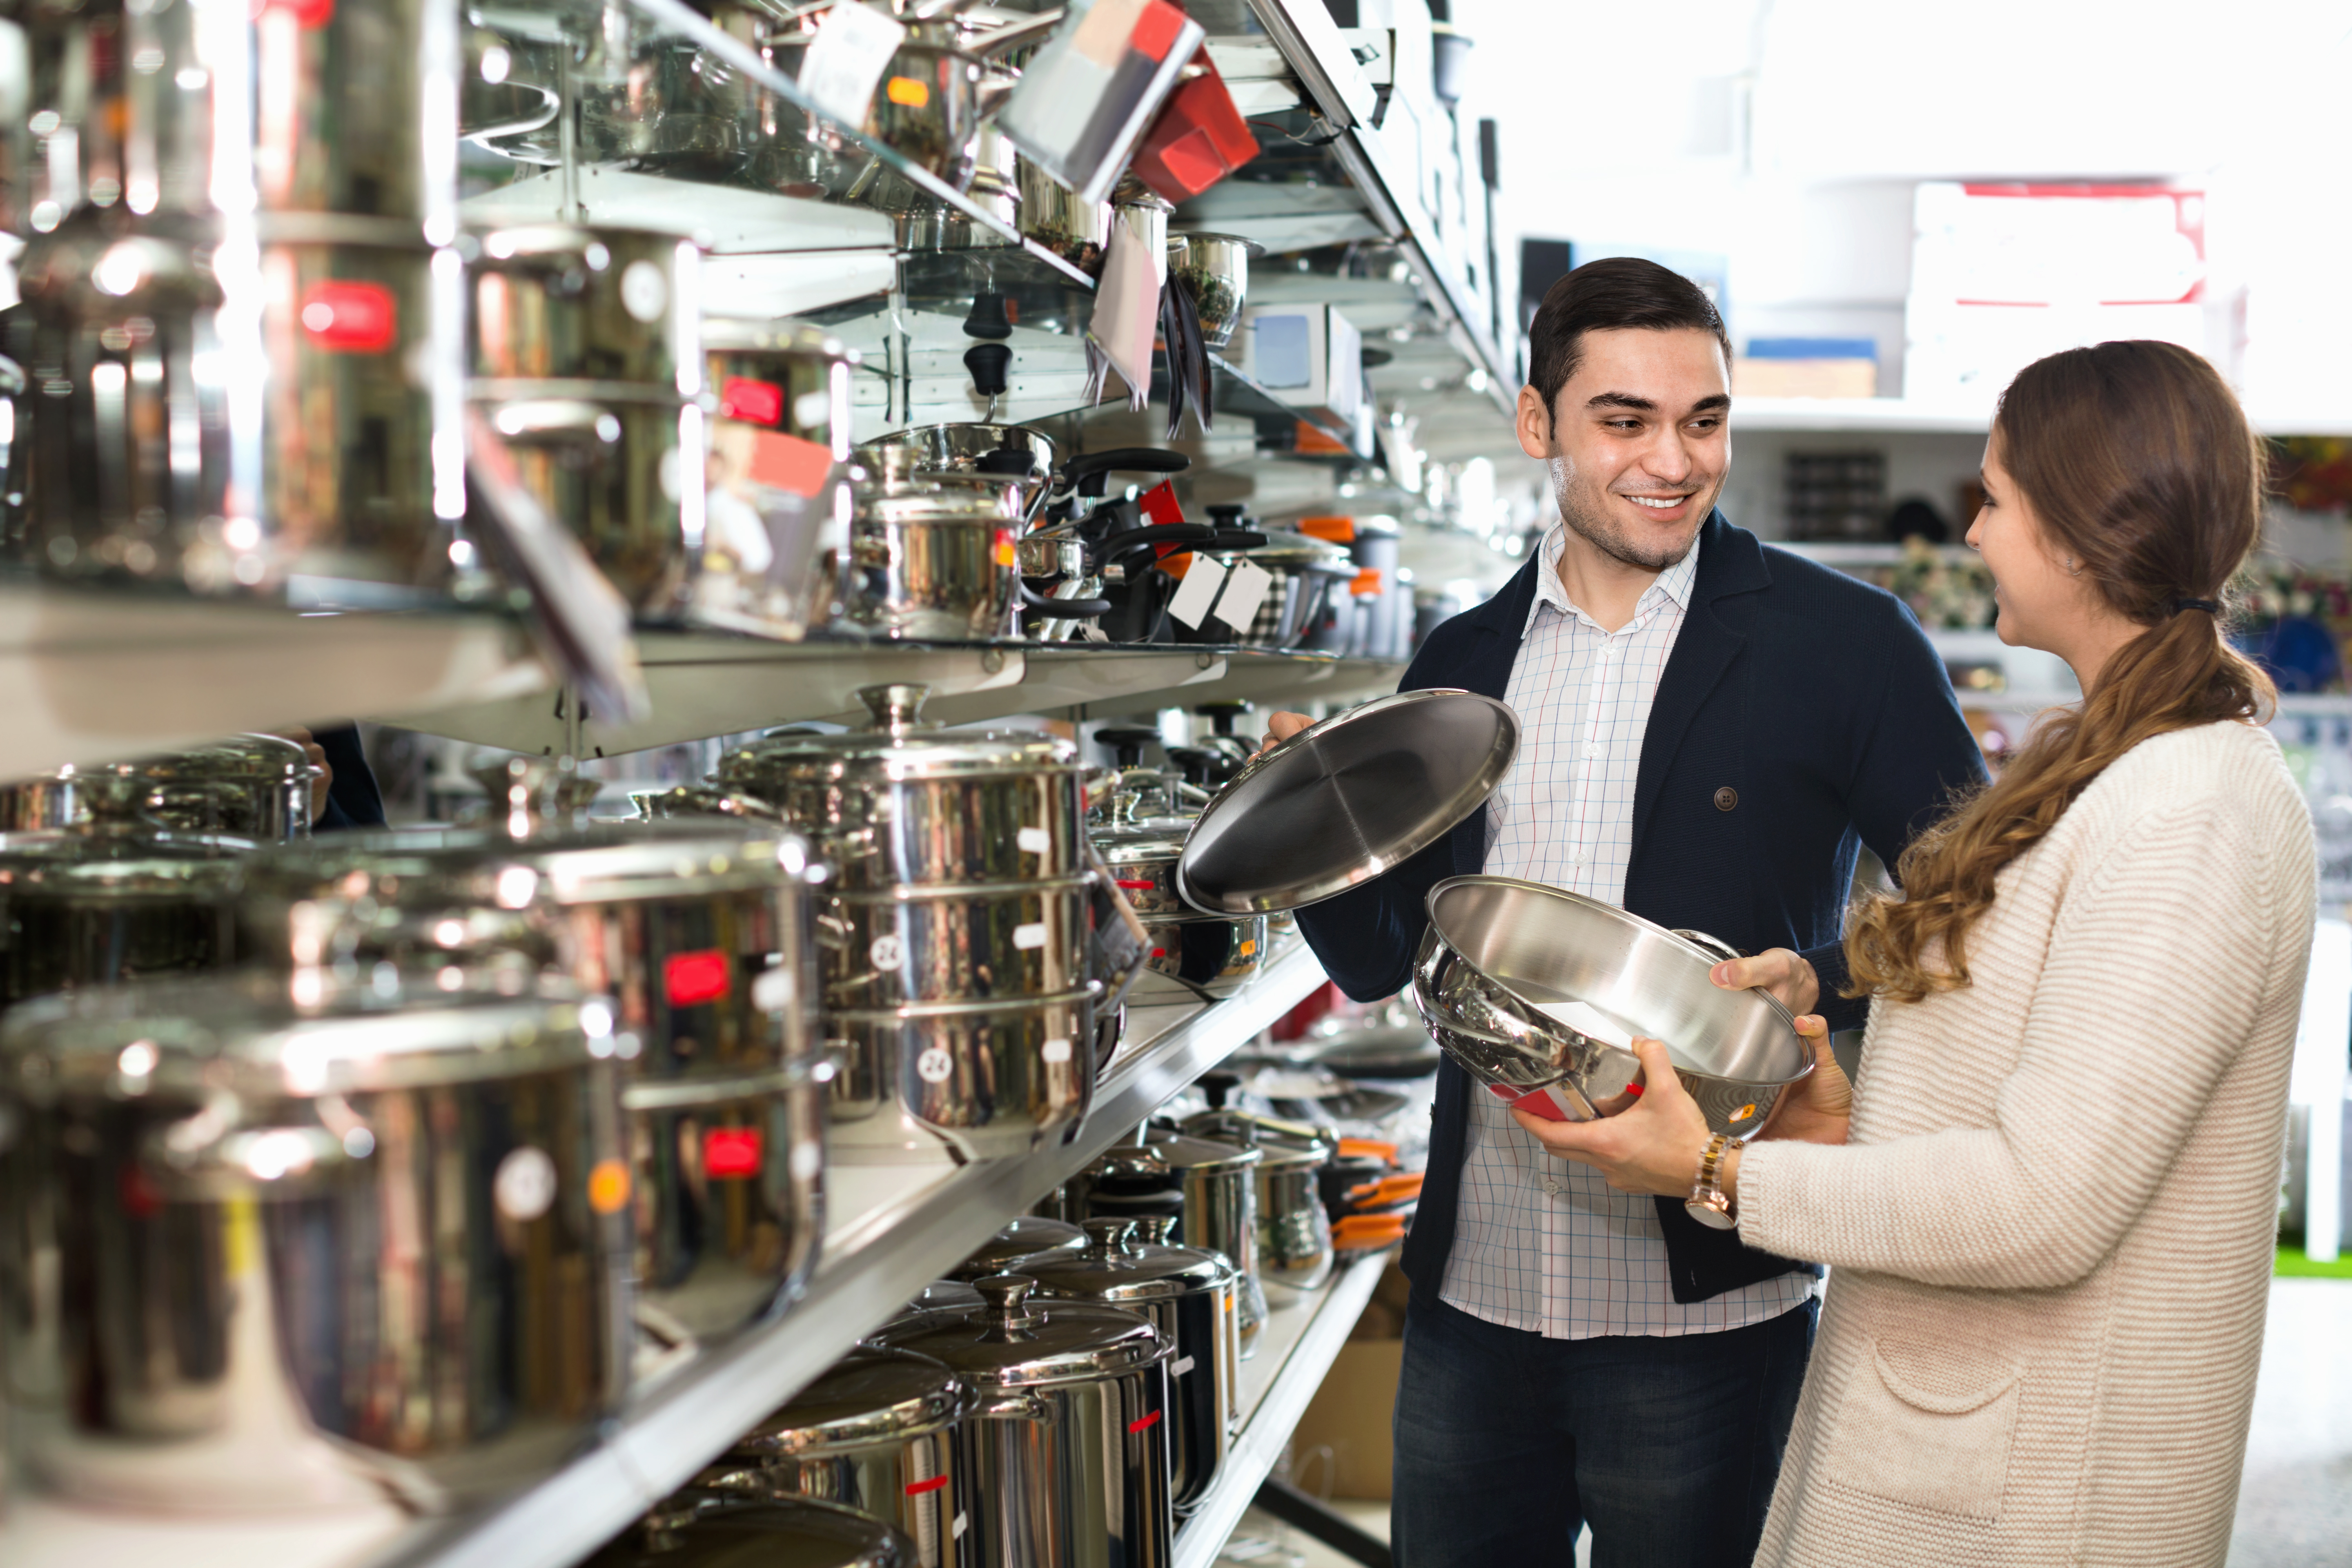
[1294,512,1986,1306]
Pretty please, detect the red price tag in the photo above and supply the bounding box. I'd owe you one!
[747,428,835,498]
[1138,481,1183,528]
[664,949,732,1007]
[1127,1409,1162,1434]
[299,281,396,353]
[703,1126,763,1179]
[719,376,784,425]
[904,1475,948,1497]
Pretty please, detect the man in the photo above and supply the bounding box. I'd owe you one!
[1270,258,1984,1565]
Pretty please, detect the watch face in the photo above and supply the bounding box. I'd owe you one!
[1684,1196,1737,1231]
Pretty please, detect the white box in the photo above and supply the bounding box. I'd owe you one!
[1229,303,1365,429]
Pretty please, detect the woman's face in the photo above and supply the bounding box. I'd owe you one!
[1967,434,2103,658]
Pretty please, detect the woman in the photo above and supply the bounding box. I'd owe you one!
[1520,339,2316,1567]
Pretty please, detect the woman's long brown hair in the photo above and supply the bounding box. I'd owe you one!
[1844,341,2276,1002]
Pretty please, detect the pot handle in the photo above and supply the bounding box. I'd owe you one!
[1018,581,1112,617]
[971,1389,1055,1423]
[1670,929,1744,966]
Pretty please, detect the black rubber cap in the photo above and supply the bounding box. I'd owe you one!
[964,342,1013,397]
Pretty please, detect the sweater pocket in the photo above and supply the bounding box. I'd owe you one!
[1820,1337,2023,1523]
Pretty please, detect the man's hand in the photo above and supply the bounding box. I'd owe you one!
[1508,1038,1714,1196]
[1258,711,1315,753]
[1710,947,1818,1017]
[271,727,332,825]
[1753,1015,1852,1147]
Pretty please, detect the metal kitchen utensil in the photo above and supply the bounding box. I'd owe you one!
[1176,689,1519,915]
[1092,820,1266,1003]
[0,735,320,841]
[874,1274,1173,1568]
[1082,1131,1266,1355]
[1183,1096,1336,1304]
[1018,1218,1238,1516]
[0,971,629,1514]
[1414,875,1813,1140]
[1165,233,1258,350]
[714,1348,969,1567]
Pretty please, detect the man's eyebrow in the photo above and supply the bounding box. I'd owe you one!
[1587,391,1656,411]
[1690,392,1731,414]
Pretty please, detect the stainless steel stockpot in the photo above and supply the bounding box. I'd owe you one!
[1092,822,1266,1004]
[1413,875,1812,1140]
[845,483,1027,642]
[711,1348,968,1568]
[1183,1109,1335,1303]
[0,971,628,1513]
[856,424,1059,517]
[821,878,1094,1010]
[826,987,1094,1166]
[233,790,826,1344]
[721,684,1085,891]
[1084,1132,1266,1356]
[586,1494,915,1568]
[1165,234,1258,351]
[875,1275,1173,1568]
[702,318,858,642]
[1018,1218,1239,1517]
[0,736,319,840]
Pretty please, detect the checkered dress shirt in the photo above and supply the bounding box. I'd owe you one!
[1437,524,1817,1339]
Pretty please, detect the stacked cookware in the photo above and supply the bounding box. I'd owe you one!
[847,425,1056,640]
[0,735,318,840]
[9,0,464,604]
[232,757,829,1352]
[1086,733,1267,1006]
[720,683,1114,1164]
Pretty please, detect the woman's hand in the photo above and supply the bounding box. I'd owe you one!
[1754,1015,1852,1147]
[1711,947,1819,1017]
[1508,1038,1716,1198]
[1258,711,1314,753]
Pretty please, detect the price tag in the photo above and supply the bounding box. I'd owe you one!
[796,1,908,129]
[1213,557,1274,635]
[1018,826,1051,854]
[1166,550,1226,629]
[1013,922,1049,949]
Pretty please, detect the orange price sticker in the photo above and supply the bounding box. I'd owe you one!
[588,1158,632,1215]
[884,76,931,108]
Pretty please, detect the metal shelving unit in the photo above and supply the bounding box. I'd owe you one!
[0,940,1334,1568]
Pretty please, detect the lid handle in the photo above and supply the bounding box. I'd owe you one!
[1132,1214,1179,1246]
[973,1272,1043,1332]
[469,755,590,838]
[1081,1216,1138,1255]
[857,682,931,732]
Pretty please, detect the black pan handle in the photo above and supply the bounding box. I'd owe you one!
[1209,529,1268,551]
[1060,447,1192,499]
[1019,582,1112,617]
[1094,522,1218,564]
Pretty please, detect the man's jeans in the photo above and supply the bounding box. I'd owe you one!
[1390,1293,1815,1567]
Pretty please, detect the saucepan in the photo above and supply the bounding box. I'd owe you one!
[1411,876,1811,1141]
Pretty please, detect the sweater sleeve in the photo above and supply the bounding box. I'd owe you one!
[1735,794,2283,1290]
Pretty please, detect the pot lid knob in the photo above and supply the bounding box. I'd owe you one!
[1197,1068,1240,1111]
[857,683,931,732]
[1081,1216,1139,1255]
[469,755,585,838]
[1132,1213,1179,1246]
[973,1272,1044,1330]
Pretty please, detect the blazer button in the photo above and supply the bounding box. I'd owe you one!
[1713,786,1739,812]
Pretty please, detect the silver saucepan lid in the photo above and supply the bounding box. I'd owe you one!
[1174,689,1518,915]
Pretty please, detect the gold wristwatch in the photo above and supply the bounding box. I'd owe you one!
[1685,1132,1736,1230]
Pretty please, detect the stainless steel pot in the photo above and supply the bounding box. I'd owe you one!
[875,1274,1172,1568]
[0,971,629,1513]
[712,1348,969,1568]
[1019,156,1114,276]
[588,1495,915,1568]
[1091,822,1265,1003]
[1182,1110,1334,1303]
[1085,1132,1265,1356]
[233,776,826,1345]
[845,482,1027,641]
[1018,1218,1238,1516]
[1165,234,1258,351]
[0,792,250,1008]
[702,318,858,641]
[0,735,318,841]
[1414,875,1812,1140]
[858,423,1059,515]
[468,223,727,633]
[1165,529,1356,650]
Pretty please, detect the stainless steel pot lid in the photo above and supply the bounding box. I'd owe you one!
[0,824,254,899]
[1097,1129,1261,1178]
[884,1278,987,1326]
[719,684,1078,784]
[591,1496,913,1568]
[1194,530,1353,570]
[731,1348,967,1458]
[1175,689,1518,915]
[873,1275,1167,1389]
[234,818,817,908]
[2,969,602,1100]
[855,422,1058,485]
[947,1214,1088,1280]
[1018,1217,1233,1303]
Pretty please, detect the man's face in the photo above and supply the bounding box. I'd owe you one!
[1512,327,1731,572]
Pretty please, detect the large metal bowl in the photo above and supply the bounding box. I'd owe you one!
[1412,876,1811,1141]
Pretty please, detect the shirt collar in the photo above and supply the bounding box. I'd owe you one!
[1524,522,1704,636]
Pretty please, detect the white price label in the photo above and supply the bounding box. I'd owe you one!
[752,967,794,1012]
[870,934,906,973]
[1041,1037,1072,1065]
[493,1146,557,1222]
[797,1,907,129]
[1013,921,1049,950]
[916,1046,955,1084]
[1165,551,1226,630]
[1018,826,1051,855]
[1172,1354,1195,1377]
[953,1513,968,1540]
[1213,557,1275,635]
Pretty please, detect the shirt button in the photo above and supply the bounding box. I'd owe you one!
[1538,1176,1560,1194]
[1715,786,1740,812]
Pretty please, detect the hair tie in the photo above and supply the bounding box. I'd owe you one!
[2172,597,2220,615]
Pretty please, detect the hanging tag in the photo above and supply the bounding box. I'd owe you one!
[1167,550,1227,629]
[797,2,907,129]
[1138,481,1183,528]
[1214,557,1273,634]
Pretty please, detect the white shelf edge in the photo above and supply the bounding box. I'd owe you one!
[1172,1251,1392,1568]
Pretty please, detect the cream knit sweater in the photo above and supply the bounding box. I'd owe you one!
[1738,720,2317,1568]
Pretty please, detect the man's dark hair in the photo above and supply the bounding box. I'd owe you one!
[1526,256,1731,417]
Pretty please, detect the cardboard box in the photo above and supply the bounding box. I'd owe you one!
[1285,1263,1411,1501]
